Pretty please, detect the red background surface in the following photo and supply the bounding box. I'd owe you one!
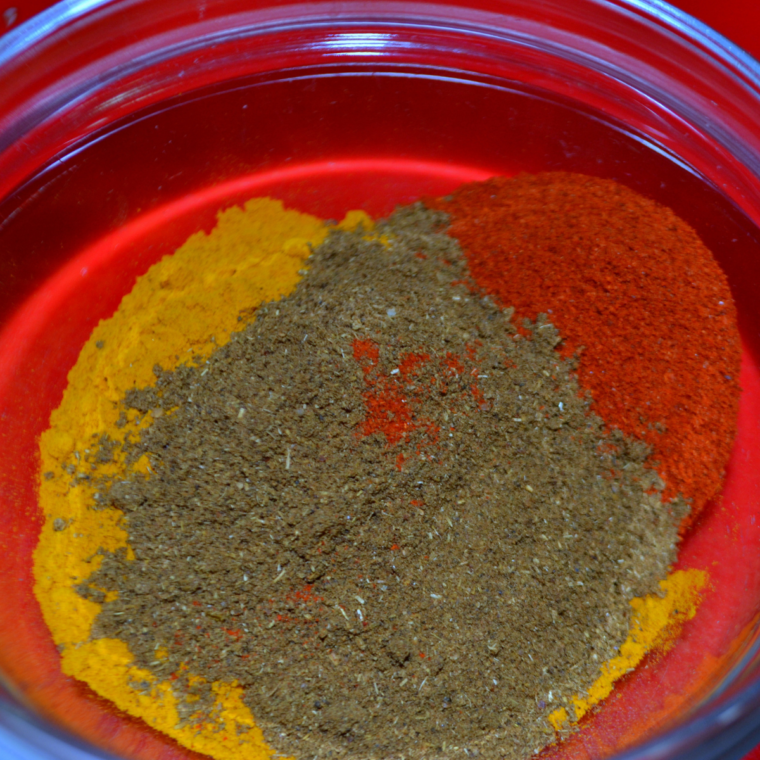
[1,1,759,759]
[670,1,760,59]
[0,0,759,61]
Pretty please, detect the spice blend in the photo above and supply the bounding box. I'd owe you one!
[82,205,684,759]
[33,174,741,760]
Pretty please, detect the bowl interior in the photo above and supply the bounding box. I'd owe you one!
[2,8,760,760]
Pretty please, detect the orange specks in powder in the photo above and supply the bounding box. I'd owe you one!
[471,384,488,410]
[352,338,379,366]
[352,337,489,460]
[444,352,465,375]
[352,338,435,448]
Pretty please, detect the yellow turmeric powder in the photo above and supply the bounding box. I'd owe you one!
[548,568,709,731]
[33,194,706,760]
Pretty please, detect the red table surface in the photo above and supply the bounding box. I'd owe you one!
[1,1,760,760]
[662,11,760,760]
[0,0,758,60]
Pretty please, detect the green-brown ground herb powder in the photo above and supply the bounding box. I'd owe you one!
[81,205,684,760]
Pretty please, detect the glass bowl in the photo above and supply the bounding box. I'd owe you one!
[2,1,760,759]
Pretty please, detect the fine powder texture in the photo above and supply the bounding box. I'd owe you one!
[429,173,741,527]
[82,206,683,760]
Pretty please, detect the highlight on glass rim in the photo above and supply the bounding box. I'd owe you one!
[29,171,740,760]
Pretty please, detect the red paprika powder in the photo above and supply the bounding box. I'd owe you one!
[430,172,741,527]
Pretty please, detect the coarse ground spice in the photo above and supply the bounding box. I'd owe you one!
[81,205,685,760]
[429,173,741,527]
